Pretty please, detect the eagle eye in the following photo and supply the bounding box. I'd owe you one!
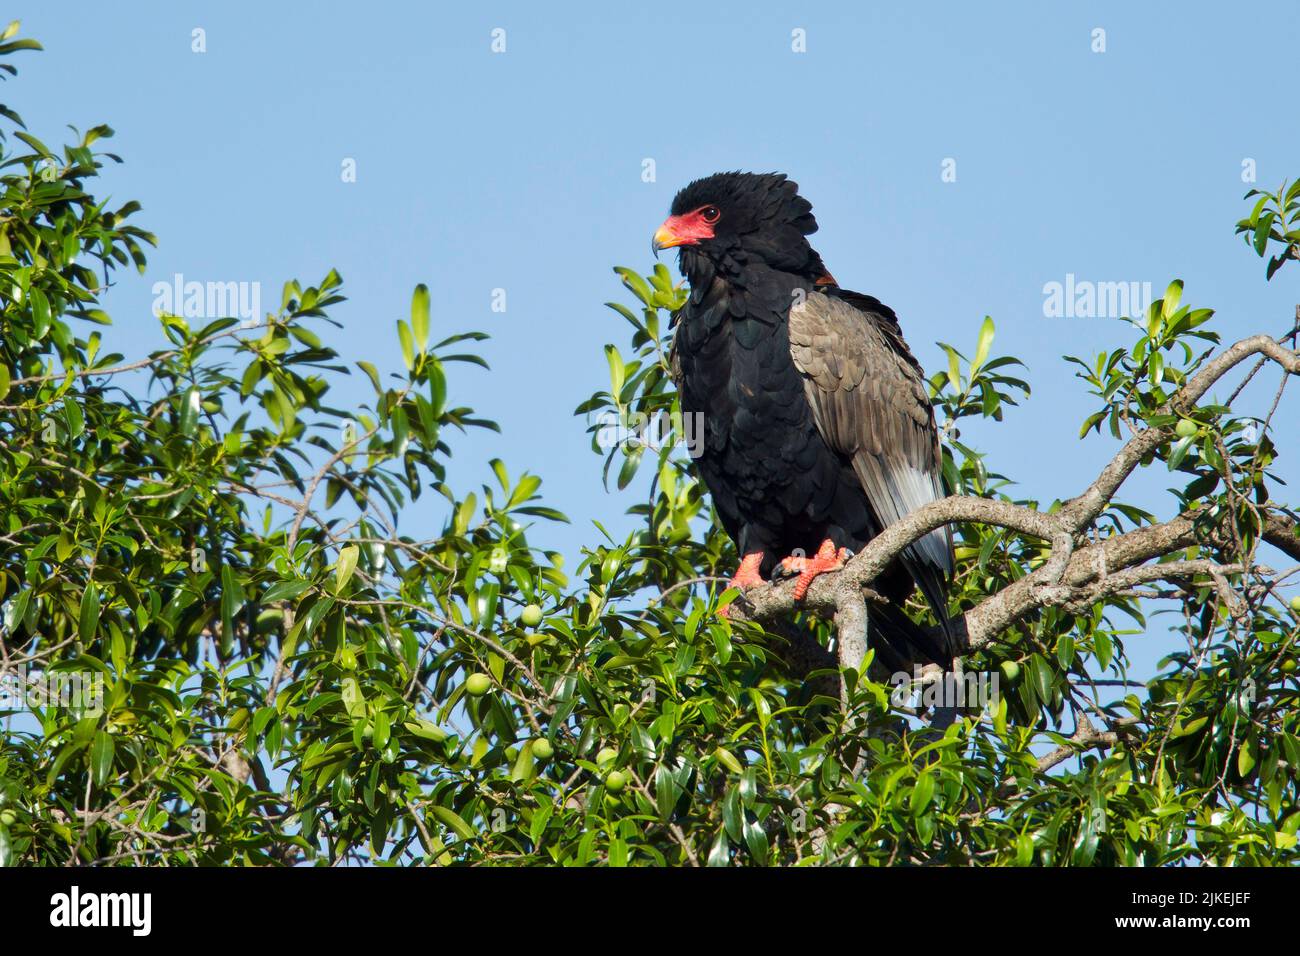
[699,205,721,224]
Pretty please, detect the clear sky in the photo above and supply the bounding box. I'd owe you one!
[12,1,1300,681]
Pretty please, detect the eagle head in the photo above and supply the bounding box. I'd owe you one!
[652,171,828,279]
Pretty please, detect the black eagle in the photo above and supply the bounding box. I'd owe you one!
[653,171,954,672]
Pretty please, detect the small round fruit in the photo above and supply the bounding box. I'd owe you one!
[532,738,554,760]
[1281,659,1297,674]
[1175,419,1198,439]
[1290,596,1300,613]
[605,770,627,793]
[0,809,15,826]
[465,673,492,696]
[596,747,618,768]
[1000,661,1022,684]
[520,604,543,628]
[339,647,358,670]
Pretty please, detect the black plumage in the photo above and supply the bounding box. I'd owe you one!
[654,172,954,671]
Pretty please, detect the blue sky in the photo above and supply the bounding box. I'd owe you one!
[11,1,1300,681]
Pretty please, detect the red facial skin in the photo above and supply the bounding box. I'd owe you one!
[653,206,718,248]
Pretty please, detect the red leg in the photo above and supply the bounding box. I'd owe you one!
[719,551,764,618]
[776,539,852,600]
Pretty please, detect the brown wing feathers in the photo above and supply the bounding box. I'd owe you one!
[788,291,953,625]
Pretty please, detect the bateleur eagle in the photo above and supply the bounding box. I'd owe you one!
[652,171,954,671]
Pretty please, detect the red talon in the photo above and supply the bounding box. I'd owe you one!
[777,539,851,600]
[719,551,764,617]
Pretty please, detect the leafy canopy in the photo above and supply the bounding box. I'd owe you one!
[1,24,1299,866]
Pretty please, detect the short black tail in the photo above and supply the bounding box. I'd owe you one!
[867,599,954,675]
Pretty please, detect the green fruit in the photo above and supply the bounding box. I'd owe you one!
[1175,419,1198,439]
[0,810,15,826]
[1290,596,1300,613]
[1000,661,1022,684]
[605,770,626,793]
[465,673,492,696]
[339,647,358,670]
[520,604,543,628]
[1281,659,1297,674]
[531,738,554,760]
[596,747,618,767]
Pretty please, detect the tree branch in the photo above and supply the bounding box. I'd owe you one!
[726,332,1300,676]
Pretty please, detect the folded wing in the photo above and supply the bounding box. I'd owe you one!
[787,290,953,643]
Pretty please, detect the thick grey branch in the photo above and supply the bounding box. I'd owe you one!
[728,331,1300,675]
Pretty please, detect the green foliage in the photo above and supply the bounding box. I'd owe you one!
[1,25,1297,866]
[1236,179,1300,280]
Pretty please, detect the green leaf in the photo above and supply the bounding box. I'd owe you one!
[371,708,391,751]
[605,344,625,396]
[78,584,100,642]
[220,563,239,653]
[1094,631,1113,671]
[179,386,200,436]
[614,267,654,306]
[911,773,935,816]
[1030,654,1053,703]
[1167,435,1195,471]
[63,397,84,440]
[403,719,448,743]
[1238,738,1257,778]
[356,360,382,394]
[1161,280,1183,319]
[262,579,312,603]
[743,816,768,864]
[529,801,553,845]
[397,320,415,371]
[971,316,995,374]
[715,746,743,774]
[335,544,359,593]
[90,731,114,788]
[1056,634,1075,668]
[341,677,366,719]
[411,284,430,353]
[706,829,729,866]
[431,804,475,841]
[1254,214,1274,255]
